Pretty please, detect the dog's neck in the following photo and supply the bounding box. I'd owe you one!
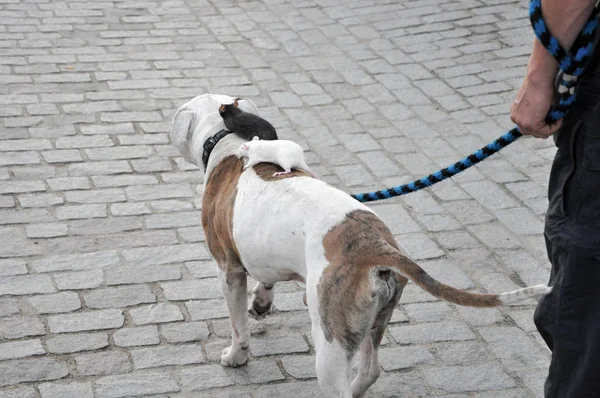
[200,126,245,179]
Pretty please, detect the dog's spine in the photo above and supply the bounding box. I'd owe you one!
[377,246,551,307]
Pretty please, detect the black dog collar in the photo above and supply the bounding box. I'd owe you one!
[202,129,234,171]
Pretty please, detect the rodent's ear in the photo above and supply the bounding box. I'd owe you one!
[219,104,225,113]
[252,136,259,141]
[233,99,239,108]
[241,143,249,151]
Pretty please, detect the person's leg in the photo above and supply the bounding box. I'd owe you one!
[558,248,600,397]
[537,60,600,396]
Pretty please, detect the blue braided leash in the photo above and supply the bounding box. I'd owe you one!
[351,0,598,203]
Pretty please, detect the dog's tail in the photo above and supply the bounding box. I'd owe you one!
[376,245,551,307]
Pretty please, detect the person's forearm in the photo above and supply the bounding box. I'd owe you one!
[527,0,597,86]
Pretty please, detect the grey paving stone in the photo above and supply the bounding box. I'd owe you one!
[47,332,109,354]
[479,326,549,371]
[379,345,436,371]
[55,203,107,220]
[0,208,52,225]
[0,196,15,208]
[55,135,113,149]
[0,298,20,318]
[0,181,46,193]
[160,321,209,343]
[422,363,516,393]
[0,152,40,167]
[64,188,126,204]
[388,321,475,345]
[404,301,455,323]
[226,359,286,385]
[185,299,228,320]
[0,274,55,296]
[251,333,310,357]
[129,303,184,325]
[46,176,90,191]
[68,160,132,176]
[25,223,68,238]
[160,279,222,301]
[121,243,210,266]
[185,261,218,279]
[0,317,45,340]
[113,326,160,348]
[144,212,202,229]
[38,382,93,398]
[105,264,181,286]
[0,386,38,398]
[32,250,119,273]
[28,291,81,314]
[97,230,179,250]
[53,270,104,290]
[435,341,492,366]
[83,285,156,309]
[110,202,151,216]
[0,358,69,387]
[94,373,179,398]
[180,364,236,392]
[47,309,124,333]
[69,217,143,236]
[467,222,521,249]
[0,339,45,361]
[495,207,544,235]
[131,344,206,369]
[454,306,504,327]
[125,183,194,201]
[0,259,27,277]
[273,291,307,312]
[75,351,132,376]
[460,181,518,210]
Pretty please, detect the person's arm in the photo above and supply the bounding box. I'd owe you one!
[510,0,597,138]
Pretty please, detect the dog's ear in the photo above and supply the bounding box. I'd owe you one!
[170,107,197,166]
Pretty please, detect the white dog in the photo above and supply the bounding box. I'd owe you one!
[171,94,550,398]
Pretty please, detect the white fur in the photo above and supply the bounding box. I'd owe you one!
[498,284,552,304]
[233,170,367,283]
[239,137,317,177]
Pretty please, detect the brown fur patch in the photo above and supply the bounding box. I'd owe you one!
[252,162,311,182]
[319,210,407,354]
[319,210,501,353]
[201,155,245,274]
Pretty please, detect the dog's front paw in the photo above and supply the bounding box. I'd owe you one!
[221,345,249,368]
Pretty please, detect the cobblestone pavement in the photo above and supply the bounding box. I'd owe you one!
[0,0,557,397]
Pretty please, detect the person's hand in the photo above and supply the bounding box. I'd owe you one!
[510,74,562,139]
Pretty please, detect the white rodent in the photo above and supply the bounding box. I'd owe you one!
[239,137,317,178]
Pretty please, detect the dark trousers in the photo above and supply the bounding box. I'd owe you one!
[535,47,600,397]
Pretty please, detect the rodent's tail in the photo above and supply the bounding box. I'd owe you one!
[299,162,318,179]
[376,245,551,307]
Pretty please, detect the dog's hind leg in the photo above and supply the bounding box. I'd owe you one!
[306,275,354,398]
[248,281,274,318]
[351,273,405,398]
[218,267,250,367]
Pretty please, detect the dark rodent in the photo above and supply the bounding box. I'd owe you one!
[219,99,278,141]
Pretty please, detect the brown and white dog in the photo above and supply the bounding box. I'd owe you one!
[171,94,551,398]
